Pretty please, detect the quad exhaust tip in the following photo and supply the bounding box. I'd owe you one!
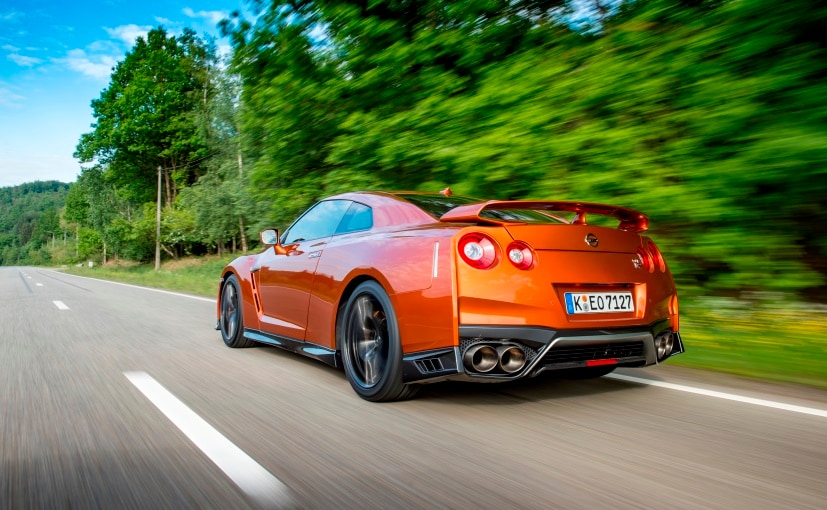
[463,344,499,373]
[497,345,527,374]
[463,343,527,374]
[655,333,675,361]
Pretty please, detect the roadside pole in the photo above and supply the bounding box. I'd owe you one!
[155,165,161,271]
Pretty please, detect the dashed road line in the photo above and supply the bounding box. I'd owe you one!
[607,373,827,419]
[36,283,43,287]
[124,371,293,508]
[53,300,70,310]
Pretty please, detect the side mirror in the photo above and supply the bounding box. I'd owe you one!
[260,228,279,246]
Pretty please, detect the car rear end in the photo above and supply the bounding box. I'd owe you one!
[443,201,683,381]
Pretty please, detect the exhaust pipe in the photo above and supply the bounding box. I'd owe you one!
[463,344,498,373]
[497,345,527,374]
[655,333,675,361]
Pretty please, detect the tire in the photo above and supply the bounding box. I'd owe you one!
[558,366,616,379]
[219,275,253,348]
[339,281,418,402]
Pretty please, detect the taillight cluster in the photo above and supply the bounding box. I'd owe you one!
[637,240,667,273]
[458,233,498,269]
[458,233,536,270]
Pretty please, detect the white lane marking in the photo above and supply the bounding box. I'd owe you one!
[26,276,31,279]
[124,372,293,507]
[607,373,827,419]
[36,283,43,287]
[43,269,216,303]
[53,300,70,310]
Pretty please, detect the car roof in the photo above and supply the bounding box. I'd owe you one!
[324,191,453,228]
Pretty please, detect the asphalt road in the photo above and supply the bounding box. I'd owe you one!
[2,266,826,510]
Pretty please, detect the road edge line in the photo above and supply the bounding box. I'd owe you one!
[606,373,827,419]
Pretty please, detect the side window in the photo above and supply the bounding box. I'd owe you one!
[336,202,373,234]
[282,200,351,244]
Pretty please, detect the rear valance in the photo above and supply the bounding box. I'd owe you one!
[439,200,649,233]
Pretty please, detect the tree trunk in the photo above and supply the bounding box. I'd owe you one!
[163,168,173,207]
[239,217,248,252]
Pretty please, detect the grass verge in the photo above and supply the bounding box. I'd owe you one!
[60,255,236,298]
[670,298,827,388]
[60,257,827,389]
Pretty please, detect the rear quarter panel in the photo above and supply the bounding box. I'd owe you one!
[306,225,459,353]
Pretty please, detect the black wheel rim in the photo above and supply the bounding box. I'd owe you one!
[345,293,389,389]
[221,283,238,340]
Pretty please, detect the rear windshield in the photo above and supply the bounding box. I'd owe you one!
[396,194,479,218]
[397,193,567,224]
[480,209,567,224]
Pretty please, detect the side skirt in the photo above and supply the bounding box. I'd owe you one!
[243,328,340,368]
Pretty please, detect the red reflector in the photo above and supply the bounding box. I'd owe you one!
[586,358,618,367]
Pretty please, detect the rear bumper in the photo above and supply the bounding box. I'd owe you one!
[402,322,683,384]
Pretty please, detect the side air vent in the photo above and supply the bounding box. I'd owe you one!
[415,358,445,374]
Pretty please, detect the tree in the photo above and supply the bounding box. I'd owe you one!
[75,27,214,207]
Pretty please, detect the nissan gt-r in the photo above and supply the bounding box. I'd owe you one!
[217,189,683,401]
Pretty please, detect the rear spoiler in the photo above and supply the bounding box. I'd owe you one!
[439,200,649,233]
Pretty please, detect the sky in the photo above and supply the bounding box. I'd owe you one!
[0,0,246,188]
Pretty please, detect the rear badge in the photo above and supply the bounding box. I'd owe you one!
[633,257,643,269]
[585,233,599,248]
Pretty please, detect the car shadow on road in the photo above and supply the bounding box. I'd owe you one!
[254,345,651,405]
[415,372,650,405]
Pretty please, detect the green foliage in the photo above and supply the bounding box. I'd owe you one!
[75,27,213,206]
[220,0,827,299]
[0,181,70,265]
[77,227,102,260]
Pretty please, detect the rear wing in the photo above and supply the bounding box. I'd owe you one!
[439,200,649,233]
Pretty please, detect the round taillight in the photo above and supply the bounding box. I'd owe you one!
[647,241,666,272]
[506,241,534,270]
[636,246,653,272]
[458,233,499,269]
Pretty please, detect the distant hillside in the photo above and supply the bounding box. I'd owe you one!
[0,180,70,265]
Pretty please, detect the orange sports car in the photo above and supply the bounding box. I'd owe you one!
[217,189,683,401]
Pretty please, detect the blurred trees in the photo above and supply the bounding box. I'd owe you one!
[219,0,827,298]
[5,0,824,300]
[0,181,69,265]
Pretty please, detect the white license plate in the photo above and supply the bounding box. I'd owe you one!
[564,292,634,314]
